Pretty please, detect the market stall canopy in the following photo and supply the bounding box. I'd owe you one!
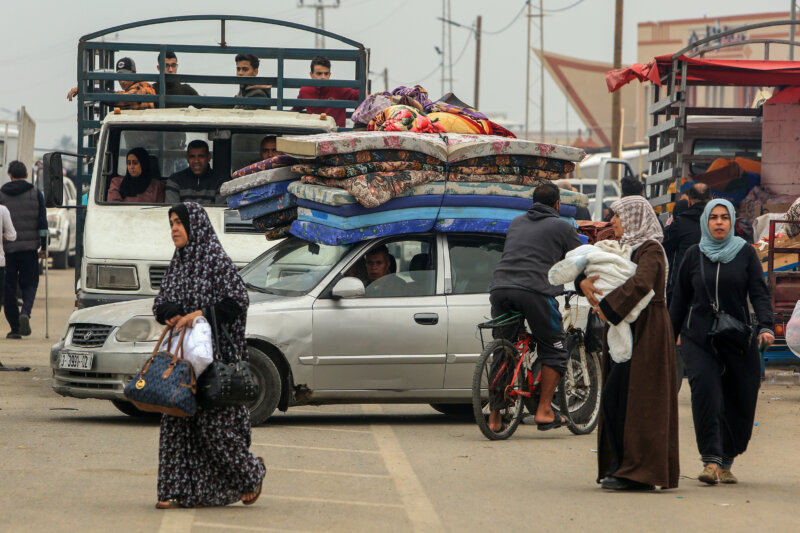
[606,54,800,92]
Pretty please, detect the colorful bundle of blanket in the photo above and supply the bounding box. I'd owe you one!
[223,131,587,246]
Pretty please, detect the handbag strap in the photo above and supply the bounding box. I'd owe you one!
[152,324,188,360]
[698,254,720,314]
[208,306,239,362]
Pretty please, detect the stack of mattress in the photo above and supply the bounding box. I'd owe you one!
[220,155,300,239]
[224,132,587,246]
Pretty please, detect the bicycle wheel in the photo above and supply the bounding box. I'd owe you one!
[472,339,526,440]
[561,339,602,435]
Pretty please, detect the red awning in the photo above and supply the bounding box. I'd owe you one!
[606,54,800,92]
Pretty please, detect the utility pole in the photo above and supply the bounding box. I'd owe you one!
[447,0,454,93]
[383,67,389,92]
[611,0,624,178]
[298,0,340,49]
[441,0,446,95]
[474,15,482,108]
[525,1,532,139]
[791,0,797,60]
[539,0,545,142]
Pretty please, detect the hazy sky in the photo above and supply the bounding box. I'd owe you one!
[0,0,792,149]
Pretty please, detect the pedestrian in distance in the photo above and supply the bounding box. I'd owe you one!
[669,199,774,485]
[152,202,266,509]
[0,161,47,339]
[579,195,680,491]
[663,183,711,304]
[0,203,17,317]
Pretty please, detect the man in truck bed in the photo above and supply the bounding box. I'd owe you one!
[165,140,226,205]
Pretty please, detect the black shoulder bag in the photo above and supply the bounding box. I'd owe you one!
[196,307,259,408]
[699,254,752,348]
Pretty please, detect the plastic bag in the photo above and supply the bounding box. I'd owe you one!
[786,301,800,358]
[159,316,214,376]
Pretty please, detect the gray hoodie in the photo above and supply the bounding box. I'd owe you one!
[489,203,582,296]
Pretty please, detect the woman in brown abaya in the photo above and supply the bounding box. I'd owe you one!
[579,195,680,491]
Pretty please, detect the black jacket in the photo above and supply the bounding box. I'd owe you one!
[152,81,199,108]
[663,200,706,301]
[165,167,227,206]
[490,203,582,296]
[0,180,47,252]
[669,244,774,349]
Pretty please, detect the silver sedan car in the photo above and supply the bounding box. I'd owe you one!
[51,233,591,425]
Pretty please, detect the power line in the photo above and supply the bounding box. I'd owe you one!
[484,1,529,35]
[536,0,589,13]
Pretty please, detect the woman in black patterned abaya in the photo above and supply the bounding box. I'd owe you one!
[152,202,266,509]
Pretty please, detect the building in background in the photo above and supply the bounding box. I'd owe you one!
[541,10,791,149]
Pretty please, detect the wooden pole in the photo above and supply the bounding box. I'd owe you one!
[611,0,624,179]
[383,67,389,92]
[525,1,531,139]
[474,15,482,108]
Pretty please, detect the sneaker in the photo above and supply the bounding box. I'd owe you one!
[698,464,719,485]
[6,332,22,339]
[19,314,31,336]
[718,468,738,484]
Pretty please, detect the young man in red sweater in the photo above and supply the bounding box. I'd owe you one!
[293,56,359,127]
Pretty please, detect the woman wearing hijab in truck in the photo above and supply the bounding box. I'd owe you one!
[669,199,774,485]
[107,147,165,203]
[152,202,266,509]
[579,195,679,491]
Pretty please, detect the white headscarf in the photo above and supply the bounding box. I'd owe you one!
[611,196,663,250]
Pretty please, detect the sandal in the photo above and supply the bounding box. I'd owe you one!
[155,499,183,509]
[536,409,567,432]
[242,457,265,506]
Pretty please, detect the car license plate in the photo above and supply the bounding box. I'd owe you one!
[59,351,93,370]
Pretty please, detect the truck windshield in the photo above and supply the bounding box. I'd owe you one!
[99,127,283,205]
[240,238,352,296]
[691,138,761,175]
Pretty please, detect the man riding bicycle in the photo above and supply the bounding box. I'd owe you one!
[488,182,582,431]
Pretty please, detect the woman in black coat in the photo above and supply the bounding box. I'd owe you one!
[669,199,774,486]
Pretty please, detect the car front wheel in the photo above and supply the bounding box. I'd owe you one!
[246,345,282,426]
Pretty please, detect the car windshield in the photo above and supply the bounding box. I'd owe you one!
[240,237,352,296]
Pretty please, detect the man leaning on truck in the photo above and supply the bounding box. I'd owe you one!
[165,140,226,206]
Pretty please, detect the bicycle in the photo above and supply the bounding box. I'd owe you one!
[471,290,603,440]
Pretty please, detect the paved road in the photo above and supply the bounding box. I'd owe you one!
[2,269,800,532]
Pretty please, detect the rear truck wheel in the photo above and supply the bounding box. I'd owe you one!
[111,399,161,418]
[246,345,282,426]
[430,403,473,416]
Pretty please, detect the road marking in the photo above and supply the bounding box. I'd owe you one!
[267,425,372,434]
[252,442,380,454]
[271,466,391,479]
[363,405,444,533]
[194,522,312,533]
[157,509,195,533]
[263,494,403,508]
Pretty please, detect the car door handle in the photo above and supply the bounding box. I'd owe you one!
[414,313,439,325]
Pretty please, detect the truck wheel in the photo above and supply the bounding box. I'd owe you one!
[111,399,160,418]
[52,249,68,269]
[247,345,282,426]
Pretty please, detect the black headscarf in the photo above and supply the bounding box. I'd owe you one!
[154,202,249,360]
[119,147,153,199]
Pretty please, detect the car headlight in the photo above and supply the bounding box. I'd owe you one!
[116,316,164,342]
[86,264,139,290]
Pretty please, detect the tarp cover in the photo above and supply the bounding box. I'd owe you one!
[606,54,800,92]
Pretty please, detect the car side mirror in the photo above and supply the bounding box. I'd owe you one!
[331,277,365,299]
[42,152,64,207]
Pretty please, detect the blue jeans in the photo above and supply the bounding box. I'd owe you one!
[3,250,39,333]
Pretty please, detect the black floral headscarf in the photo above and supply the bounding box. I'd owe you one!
[153,202,249,360]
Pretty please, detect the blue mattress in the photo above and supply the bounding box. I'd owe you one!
[290,219,436,245]
[226,181,293,209]
[297,195,443,217]
[238,193,297,220]
[434,218,513,234]
[437,206,525,221]
[298,207,440,231]
[441,194,532,211]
